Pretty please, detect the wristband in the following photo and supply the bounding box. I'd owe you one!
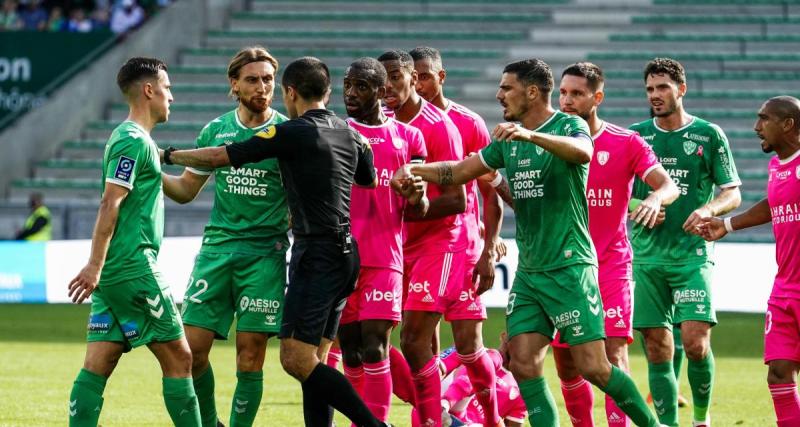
[489,173,503,188]
[724,217,734,233]
[163,146,177,165]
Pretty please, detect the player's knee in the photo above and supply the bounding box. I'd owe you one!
[643,335,672,363]
[577,361,611,387]
[362,342,388,363]
[508,358,539,381]
[767,363,796,385]
[83,355,120,378]
[342,349,363,367]
[190,348,210,372]
[683,338,709,361]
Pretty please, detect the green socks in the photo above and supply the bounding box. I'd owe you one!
[193,366,218,427]
[599,365,661,427]
[230,371,264,427]
[163,377,202,427]
[69,369,107,427]
[648,361,679,427]
[688,351,715,422]
[673,328,685,388]
[518,377,558,427]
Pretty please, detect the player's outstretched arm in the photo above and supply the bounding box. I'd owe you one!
[161,170,210,204]
[630,166,680,229]
[492,122,593,165]
[405,155,490,186]
[697,197,771,241]
[683,186,742,233]
[165,146,231,169]
[68,183,128,303]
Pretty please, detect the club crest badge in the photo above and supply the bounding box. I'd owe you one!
[597,151,609,165]
[683,140,697,156]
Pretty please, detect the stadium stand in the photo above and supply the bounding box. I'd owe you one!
[1,0,791,242]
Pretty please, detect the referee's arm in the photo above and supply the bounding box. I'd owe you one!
[166,125,293,169]
[353,136,377,188]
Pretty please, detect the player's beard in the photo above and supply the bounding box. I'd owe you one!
[240,94,270,114]
[652,98,677,117]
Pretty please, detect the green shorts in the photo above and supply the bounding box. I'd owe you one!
[87,273,184,351]
[632,261,716,329]
[181,251,286,339]
[506,264,605,346]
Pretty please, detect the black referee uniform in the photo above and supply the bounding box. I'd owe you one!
[225,108,376,346]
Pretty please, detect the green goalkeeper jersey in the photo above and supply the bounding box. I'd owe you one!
[189,109,290,255]
[100,120,164,284]
[630,116,740,265]
[479,111,597,273]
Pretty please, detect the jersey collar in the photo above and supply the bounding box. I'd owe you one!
[591,120,607,140]
[234,108,275,130]
[653,115,696,133]
[779,147,800,165]
[531,110,559,132]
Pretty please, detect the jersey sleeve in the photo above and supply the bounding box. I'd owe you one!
[187,122,215,175]
[709,124,741,188]
[226,123,295,168]
[354,133,377,186]
[563,115,592,140]
[104,136,146,190]
[478,140,505,170]
[407,127,427,162]
[630,133,661,180]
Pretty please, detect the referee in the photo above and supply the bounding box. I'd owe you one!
[164,57,388,427]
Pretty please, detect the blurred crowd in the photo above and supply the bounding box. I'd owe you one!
[0,0,169,34]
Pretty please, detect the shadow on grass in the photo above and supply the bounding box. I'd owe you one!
[0,304,765,358]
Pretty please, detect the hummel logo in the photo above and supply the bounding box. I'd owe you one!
[147,294,164,319]
[180,409,189,416]
[529,407,542,415]
[654,398,663,407]
[69,399,77,417]
[589,304,600,315]
[699,383,711,394]
[422,294,434,303]
[587,293,599,304]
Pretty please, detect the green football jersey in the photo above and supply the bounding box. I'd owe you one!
[480,111,597,273]
[630,116,740,265]
[189,109,290,255]
[100,120,164,284]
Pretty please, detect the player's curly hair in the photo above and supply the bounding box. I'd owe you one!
[643,57,685,85]
[562,62,604,92]
[227,46,279,100]
[377,50,414,73]
[347,57,387,88]
[116,57,167,96]
[503,58,553,95]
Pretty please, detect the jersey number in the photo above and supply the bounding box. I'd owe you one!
[188,276,209,304]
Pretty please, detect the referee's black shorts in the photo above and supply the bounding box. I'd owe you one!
[279,238,359,346]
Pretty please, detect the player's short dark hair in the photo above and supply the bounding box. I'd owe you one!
[767,95,800,130]
[377,50,414,73]
[116,57,167,95]
[562,62,604,92]
[281,56,330,101]
[409,46,443,69]
[644,57,686,85]
[502,58,553,94]
[347,57,387,89]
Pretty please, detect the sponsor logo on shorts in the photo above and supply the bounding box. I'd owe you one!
[409,281,435,304]
[695,304,707,314]
[365,289,400,303]
[615,319,627,329]
[265,315,277,326]
[468,302,480,312]
[459,289,476,302]
[121,321,140,340]
[239,296,281,315]
[674,289,707,304]
[551,309,582,329]
[571,325,584,337]
[605,305,623,319]
[87,314,112,332]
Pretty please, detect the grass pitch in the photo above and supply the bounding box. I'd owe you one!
[0,305,773,426]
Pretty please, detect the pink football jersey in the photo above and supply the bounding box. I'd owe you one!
[446,101,492,263]
[348,117,426,272]
[402,99,467,256]
[767,150,800,299]
[587,122,660,282]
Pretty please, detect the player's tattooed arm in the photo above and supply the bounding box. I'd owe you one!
[494,176,514,209]
[436,161,457,185]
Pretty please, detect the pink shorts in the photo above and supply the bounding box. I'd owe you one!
[340,267,403,325]
[404,251,476,317]
[441,260,487,322]
[552,278,633,348]
[764,296,800,364]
